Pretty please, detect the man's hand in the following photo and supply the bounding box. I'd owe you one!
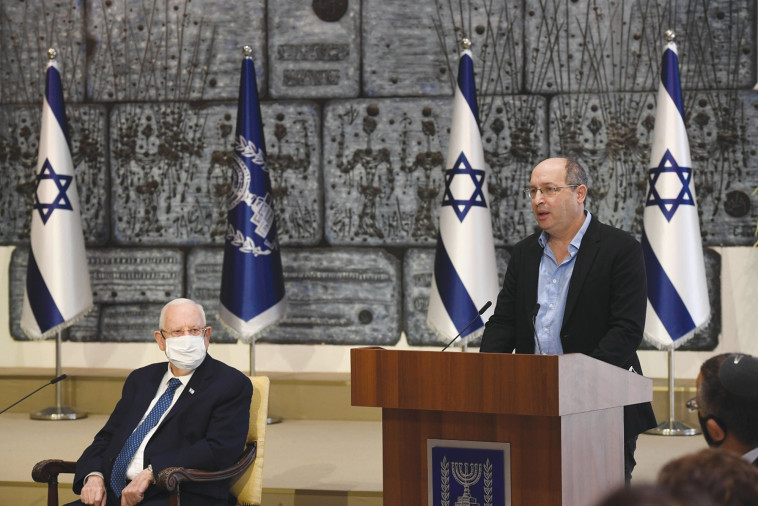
[120,468,153,506]
[80,475,107,506]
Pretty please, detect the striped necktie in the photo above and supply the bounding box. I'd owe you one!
[110,377,182,497]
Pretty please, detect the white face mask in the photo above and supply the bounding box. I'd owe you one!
[164,334,207,371]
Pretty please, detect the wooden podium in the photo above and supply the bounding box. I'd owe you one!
[350,348,653,506]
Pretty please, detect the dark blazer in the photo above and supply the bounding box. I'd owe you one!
[72,354,252,506]
[480,215,657,440]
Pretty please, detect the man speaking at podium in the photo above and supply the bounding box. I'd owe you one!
[480,157,656,482]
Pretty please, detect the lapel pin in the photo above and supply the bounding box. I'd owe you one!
[189,388,195,395]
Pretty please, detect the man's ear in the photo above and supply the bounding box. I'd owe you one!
[706,418,726,442]
[154,331,166,352]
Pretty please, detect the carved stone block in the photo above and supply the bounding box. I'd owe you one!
[323,96,547,246]
[86,249,184,303]
[86,0,266,101]
[99,304,165,343]
[268,0,359,98]
[110,101,321,245]
[362,0,523,97]
[0,105,109,245]
[187,247,401,345]
[524,0,755,93]
[0,2,85,104]
[403,247,510,347]
[549,91,758,246]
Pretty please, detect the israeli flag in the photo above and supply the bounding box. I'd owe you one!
[427,46,498,344]
[642,38,710,349]
[219,48,286,341]
[21,53,93,339]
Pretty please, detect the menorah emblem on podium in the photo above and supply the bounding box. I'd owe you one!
[452,461,483,506]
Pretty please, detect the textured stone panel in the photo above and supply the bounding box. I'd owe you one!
[0,1,85,104]
[100,303,165,343]
[549,91,758,246]
[268,0,359,98]
[86,0,266,101]
[640,248,721,351]
[0,105,109,245]
[403,247,510,347]
[323,96,548,246]
[86,249,184,303]
[187,247,402,345]
[110,101,321,245]
[524,0,755,93]
[363,0,523,97]
[9,248,100,341]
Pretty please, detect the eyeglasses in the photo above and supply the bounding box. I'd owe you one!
[524,185,579,199]
[160,327,208,339]
[685,397,700,412]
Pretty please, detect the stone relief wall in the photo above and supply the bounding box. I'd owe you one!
[3,0,752,350]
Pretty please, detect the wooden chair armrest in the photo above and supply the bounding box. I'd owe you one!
[155,443,257,493]
[32,459,77,483]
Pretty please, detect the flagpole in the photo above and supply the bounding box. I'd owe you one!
[30,328,87,420]
[250,340,281,425]
[646,348,698,436]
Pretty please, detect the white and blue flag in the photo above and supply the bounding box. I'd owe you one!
[219,48,286,341]
[642,37,710,349]
[427,46,498,344]
[21,52,93,339]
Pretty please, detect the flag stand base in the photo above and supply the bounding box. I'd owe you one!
[30,406,88,420]
[645,348,700,437]
[266,416,282,425]
[646,419,699,436]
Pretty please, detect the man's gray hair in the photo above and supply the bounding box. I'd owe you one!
[565,158,589,187]
[159,298,206,329]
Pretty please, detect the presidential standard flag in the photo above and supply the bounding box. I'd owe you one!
[219,46,286,340]
[427,43,498,343]
[641,34,710,349]
[21,49,93,339]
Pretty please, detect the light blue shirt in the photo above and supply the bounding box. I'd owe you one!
[534,211,592,355]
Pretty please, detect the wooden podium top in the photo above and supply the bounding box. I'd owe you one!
[351,348,652,417]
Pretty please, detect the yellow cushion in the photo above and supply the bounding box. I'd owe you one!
[230,376,269,506]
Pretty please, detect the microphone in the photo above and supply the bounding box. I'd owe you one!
[441,301,492,351]
[0,374,67,415]
[531,303,544,355]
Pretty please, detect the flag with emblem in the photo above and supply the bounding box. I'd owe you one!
[21,50,93,339]
[219,47,286,341]
[641,34,710,349]
[427,43,498,344]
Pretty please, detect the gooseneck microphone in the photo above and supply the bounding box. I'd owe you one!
[530,303,544,355]
[0,374,67,415]
[441,301,492,351]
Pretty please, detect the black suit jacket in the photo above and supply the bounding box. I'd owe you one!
[480,215,657,440]
[72,354,252,506]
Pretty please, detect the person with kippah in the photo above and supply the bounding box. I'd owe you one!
[691,353,758,467]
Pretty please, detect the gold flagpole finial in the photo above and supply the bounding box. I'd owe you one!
[462,38,472,50]
[664,29,676,43]
[242,45,254,58]
[47,48,58,61]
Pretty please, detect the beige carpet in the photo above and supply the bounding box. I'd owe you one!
[0,413,704,490]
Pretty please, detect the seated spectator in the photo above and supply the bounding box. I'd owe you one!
[657,448,758,506]
[692,353,758,466]
[594,482,714,506]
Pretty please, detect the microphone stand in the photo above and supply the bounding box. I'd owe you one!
[31,328,87,420]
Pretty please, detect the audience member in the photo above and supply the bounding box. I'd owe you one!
[694,353,758,466]
[657,448,758,506]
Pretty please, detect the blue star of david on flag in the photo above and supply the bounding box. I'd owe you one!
[441,152,487,222]
[645,149,694,222]
[34,158,74,224]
